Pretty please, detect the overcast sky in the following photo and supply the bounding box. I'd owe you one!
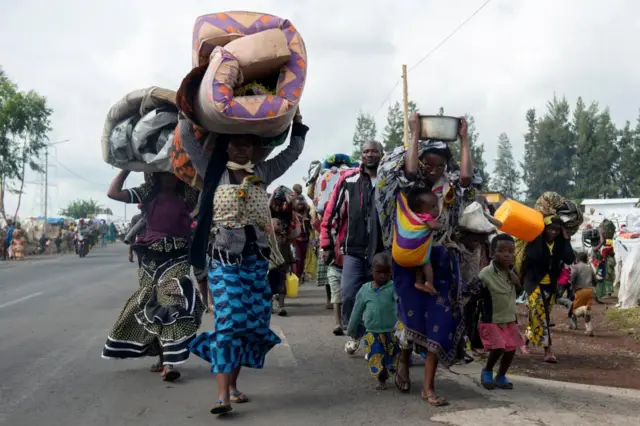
[1,0,639,220]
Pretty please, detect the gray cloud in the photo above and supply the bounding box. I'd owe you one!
[2,0,639,218]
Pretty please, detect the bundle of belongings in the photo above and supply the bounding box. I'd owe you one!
[514,191,584,278]
[305,154,359,215]
[170,11,308,188]
[101,88,178,173]
[100,11,307,186]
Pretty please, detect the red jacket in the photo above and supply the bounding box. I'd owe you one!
[319,168,360,267]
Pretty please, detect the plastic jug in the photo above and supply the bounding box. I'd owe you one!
[286,273,299,298]
[494,199,544,242]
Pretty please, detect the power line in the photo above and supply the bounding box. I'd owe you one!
[372,0,493,117]
[51,155,104,187]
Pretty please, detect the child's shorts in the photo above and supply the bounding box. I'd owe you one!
[478,322,524,352]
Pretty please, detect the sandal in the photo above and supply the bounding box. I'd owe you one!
[230,391,250,403]
[161,365,181,382]
[150,363,163,373]
[543,355,557,364]
[394,363,411,393]
[210,400,233,415]
[421,391,449,407]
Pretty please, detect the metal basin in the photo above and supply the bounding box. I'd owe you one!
[419,115,460,142]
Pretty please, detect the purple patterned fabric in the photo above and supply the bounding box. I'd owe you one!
[193,12,306,122]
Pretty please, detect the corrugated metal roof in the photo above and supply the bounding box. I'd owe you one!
[581,198,640,206]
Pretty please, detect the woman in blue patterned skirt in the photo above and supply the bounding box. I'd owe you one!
[180,109,307,415]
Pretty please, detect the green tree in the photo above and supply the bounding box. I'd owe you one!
[523,95,575,199]
[616,120,637,197]
[493,133,520,199]
[59,199,112,219]
[0,68,53,220]
[520,108,537,199]
[351,111,377,158]
[465,114,490,190]
[382,100,418,151]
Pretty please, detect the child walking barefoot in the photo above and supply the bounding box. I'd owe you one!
[347,252,400,390]
[477,233,523,390]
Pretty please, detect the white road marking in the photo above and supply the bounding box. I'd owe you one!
[269,324,298,367]
[0,292,44,310]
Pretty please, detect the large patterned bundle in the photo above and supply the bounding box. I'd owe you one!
[190,11,307,137]
[308,154,359,214]
[313,167,353,215]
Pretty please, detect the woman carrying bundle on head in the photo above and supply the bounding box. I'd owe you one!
[183,108,308,415]
[102,171,205,382]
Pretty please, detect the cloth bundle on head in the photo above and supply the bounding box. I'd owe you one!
[271,185,294,203]
[322,153,358,170]
[513,191,584,278]
[391,192,434,268]
[534,191,583,237]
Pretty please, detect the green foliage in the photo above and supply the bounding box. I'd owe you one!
[493,133,520,199]
[522,96,575,199]
[444,110,490,190]
[382,101,419,152]
[352,111,378,159]
[522,96,640,200]
[59,199,111,219]
[0,67,53,219]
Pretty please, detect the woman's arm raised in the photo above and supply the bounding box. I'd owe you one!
[458,117,473,187]
[107,170,131,202]
[405,113,421,181]
[256,108,308,185]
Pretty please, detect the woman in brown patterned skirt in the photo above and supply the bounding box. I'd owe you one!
[101,171,205,381]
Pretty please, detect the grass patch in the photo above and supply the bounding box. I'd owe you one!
[606,307,640,337]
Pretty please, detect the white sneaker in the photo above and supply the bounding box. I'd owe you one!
[344,338,360,355]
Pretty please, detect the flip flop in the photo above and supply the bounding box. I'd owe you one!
[211,400,233,415]
[162,365,181,382]
[230,391,250,403]
[421,392,449,407]
[543,355,558,364]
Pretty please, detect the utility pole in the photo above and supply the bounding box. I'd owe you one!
[43,139,69,234]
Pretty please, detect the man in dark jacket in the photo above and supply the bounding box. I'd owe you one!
[321,140,384,354]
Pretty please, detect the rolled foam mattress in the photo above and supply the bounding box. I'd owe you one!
[101,87,178,173]
[190,11,307,137]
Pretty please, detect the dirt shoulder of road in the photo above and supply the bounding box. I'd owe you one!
[504,297,640,389]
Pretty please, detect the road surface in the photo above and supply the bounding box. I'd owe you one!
[0,244,638,425]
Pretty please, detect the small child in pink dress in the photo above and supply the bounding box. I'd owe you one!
[476,233,524,390]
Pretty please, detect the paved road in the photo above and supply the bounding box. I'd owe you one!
[1,244,639,425]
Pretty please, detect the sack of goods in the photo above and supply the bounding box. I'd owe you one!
[170,11,307,187]
[101,87,178,173]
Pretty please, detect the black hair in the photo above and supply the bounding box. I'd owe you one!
[406,186,436,212]
[362,140,384,153]
[577,251,588,263]
[372,251,392,268]
[420,145,453,165]
[490,233,515,253]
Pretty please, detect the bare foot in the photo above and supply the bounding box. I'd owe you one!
[415,282,438,295]
[376,380,388,390]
